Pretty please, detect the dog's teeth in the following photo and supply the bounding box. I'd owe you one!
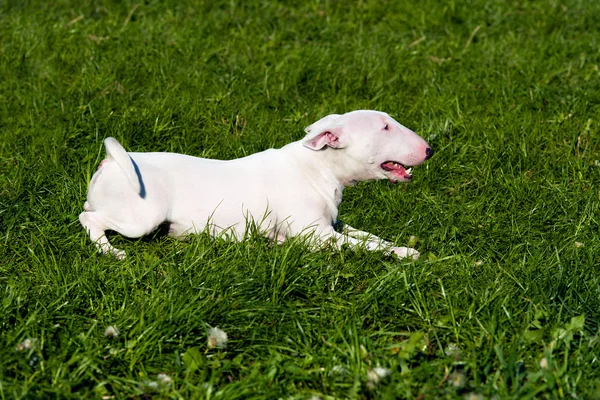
[406,168,412,175]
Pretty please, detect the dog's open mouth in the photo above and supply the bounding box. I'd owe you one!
[381,161,413,183]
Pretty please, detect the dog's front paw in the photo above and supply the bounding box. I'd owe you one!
[390,246,420,260]
[109,248,126,260]
[103,247,126,260]
[97,243,127,260]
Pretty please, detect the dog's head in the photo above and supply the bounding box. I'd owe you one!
[302,110,433,183]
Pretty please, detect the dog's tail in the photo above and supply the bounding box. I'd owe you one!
[104,137,142,195]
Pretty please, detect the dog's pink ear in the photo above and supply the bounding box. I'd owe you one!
[302,114,344,150]
[302,130,343,150]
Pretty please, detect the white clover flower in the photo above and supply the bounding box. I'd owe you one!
[539,357,548,369]
[449,371,467,388]
[207,327,228,349]
[16,338,36,352]
[366,366,391,387]
[157,373,173,386]
[329,365,349,375]
[445,342,460,357]
[372,367,391,379]
[104,325,119,339]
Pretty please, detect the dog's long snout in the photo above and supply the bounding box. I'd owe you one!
[425,147,434,160]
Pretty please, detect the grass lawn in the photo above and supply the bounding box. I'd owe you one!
[2,0,600,398]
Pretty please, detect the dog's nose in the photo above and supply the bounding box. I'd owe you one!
[425,147,434,160]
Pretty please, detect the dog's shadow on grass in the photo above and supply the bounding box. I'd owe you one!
[105,223,172,245]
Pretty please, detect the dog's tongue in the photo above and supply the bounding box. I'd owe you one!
[381,161,412,180]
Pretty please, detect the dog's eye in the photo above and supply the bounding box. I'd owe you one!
[383,124,390,131]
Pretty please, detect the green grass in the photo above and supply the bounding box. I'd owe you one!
[1,0,600,398]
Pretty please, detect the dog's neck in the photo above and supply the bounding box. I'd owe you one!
[306,146,374,188]
[283,141,376,211]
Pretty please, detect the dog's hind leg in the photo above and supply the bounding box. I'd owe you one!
[79,211,126,260]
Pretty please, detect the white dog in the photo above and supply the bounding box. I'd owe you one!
[80,110,433,260]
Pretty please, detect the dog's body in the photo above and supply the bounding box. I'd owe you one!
[80,110,433,259]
